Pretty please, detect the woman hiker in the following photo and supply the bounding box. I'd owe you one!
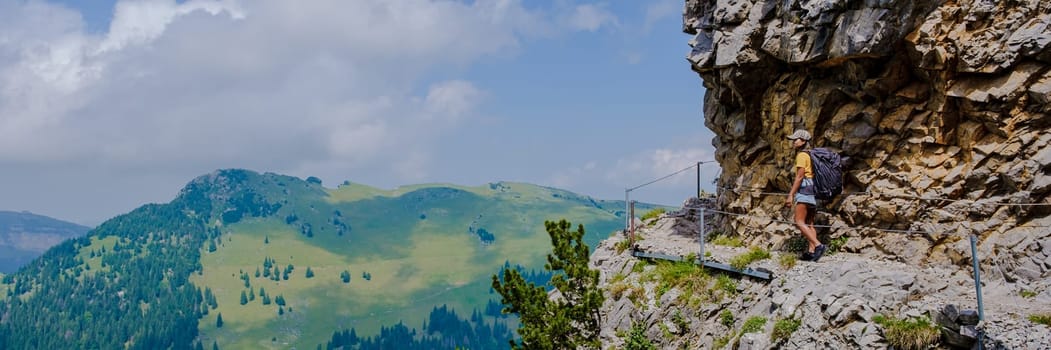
[785,129,827,262]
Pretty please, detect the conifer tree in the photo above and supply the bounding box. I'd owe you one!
[216,313,224,328]
[491,219,604,349]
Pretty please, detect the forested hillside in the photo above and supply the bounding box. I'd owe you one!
[0,169,642,349]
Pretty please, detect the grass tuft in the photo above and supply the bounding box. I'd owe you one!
[713,335,730,349]
[828,236,849,254]
[623,322,657,350]
[715,274,737,296]
[741,316,766,334]
[608,282,630,300]
[778,254,797,269]
[872,314,940,350]
[672,311,688,333]
[719,309,734,328]
[654,260,709,306]
[627,286,646,308]
[632,260,649,273]
[771,318,801,342]
[1020,290,1037,298]
[640,208,666,222]
[1030,314,1051,326]
[729,247,772,269]
[711,235,744,247]
[615,239,632,254]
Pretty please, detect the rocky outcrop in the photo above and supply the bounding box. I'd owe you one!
[593,211,1051,349]
[590,1,1051,348]
[683,0,1051,283]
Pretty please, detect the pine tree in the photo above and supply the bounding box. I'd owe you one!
[305,267,314,278]
[491,219,604,349]
[216,313,224,328]
[240,291,248,305]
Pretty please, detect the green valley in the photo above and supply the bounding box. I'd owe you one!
[0,169,662,349]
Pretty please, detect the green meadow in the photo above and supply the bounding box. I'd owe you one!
[190,180,652,348]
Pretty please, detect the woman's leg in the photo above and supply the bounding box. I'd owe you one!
[806,204,817,245]
[794,203,819,252]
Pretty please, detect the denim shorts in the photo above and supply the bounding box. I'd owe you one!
[795,178,816,206]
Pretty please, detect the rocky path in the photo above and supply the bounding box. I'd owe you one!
[592,212,1051,349]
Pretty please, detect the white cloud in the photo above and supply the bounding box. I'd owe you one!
[643,0,680,33]
[97,0,245,54]
[549,161,597,188]
[624,51,644,64]
[614,147,714,188]
[546,145,716,205]
[423,80,485,122]
[566,3,618,32]
[0,0,662,223]
[0,0,542,173]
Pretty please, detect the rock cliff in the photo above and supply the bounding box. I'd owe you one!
[684,0,1050,281]
[591,1,1051,348]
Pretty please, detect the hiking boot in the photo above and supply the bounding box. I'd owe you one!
[801,252,814,261]
[812,244,828,262]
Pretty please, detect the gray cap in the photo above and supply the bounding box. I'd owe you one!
[787,129,811,141]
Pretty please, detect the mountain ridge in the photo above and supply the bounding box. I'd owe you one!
[0,168,659,349]
[0,210,90,273]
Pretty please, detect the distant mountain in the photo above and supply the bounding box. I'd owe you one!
[0,169,664,349]
[0,211,90,273]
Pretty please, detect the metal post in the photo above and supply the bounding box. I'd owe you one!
[696,161,701,198]
[970,234,985,321]
[630,201,636,246]
[699,207,705,262]
[624,189,630,234]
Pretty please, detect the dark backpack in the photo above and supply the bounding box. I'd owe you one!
[806,148,843,201]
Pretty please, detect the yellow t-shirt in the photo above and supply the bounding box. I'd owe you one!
[795,152,813,179]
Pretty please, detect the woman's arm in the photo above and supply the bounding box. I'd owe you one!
[785,166,806,207]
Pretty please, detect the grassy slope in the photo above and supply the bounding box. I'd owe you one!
[192,180,635,349]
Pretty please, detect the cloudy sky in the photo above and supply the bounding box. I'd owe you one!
[0,0,717,226]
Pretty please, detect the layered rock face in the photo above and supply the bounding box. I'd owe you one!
[685,0,1051,280]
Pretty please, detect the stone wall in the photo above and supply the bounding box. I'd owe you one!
[684,0,1051,279]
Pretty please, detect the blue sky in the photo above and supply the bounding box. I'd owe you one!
[0,0,716,226]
